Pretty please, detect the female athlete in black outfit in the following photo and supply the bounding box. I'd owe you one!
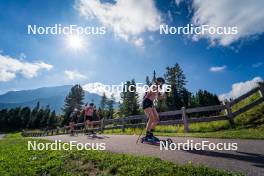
[142,77,166,142]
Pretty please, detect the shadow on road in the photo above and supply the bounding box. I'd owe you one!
[86,134,110,140]
[183,150,264,168]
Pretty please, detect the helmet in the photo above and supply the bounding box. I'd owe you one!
[156,77,165,84]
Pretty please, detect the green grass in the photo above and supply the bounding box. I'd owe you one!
[0,133,243,176]
[104,124,264,139]
[234,103,264,127]
[230,92,264,127]
[104,120,231,135]
[231,92,260,113]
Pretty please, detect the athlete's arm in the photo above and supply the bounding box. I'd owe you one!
[157,92,167,100]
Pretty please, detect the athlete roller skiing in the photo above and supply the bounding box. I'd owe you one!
[141,77,167,143]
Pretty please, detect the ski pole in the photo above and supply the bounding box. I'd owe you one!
[136,123,145,144]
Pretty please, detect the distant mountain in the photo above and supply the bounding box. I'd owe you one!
[0,85,104,113]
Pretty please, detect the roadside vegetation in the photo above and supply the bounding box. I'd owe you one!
[104,99,264,139]
[104,124,264,139]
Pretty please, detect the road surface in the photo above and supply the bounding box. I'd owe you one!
[39,134,264,176]
[0,133,5,140]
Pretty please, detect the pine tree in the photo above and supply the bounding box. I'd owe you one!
[29,102,40,129]
[152,70,157,83]
[165,63,187,110]
[36,109,44,129]
[100,92,107,111]
[62,84,85,125]
[98,107,103,120]
[106,94,115,119]
[120,81,131,117]
[0,109,8,130]
[100,92,108,118]
[47,110,57,129]
[120,79,140,117]
[191,89,220,107]
[182,88,192,107]
[130,79,140,115]
[20,107,31,128]
[146,76,151,86]
[156,98,168,112]
[40,105,51,128]
[8,107,22,130]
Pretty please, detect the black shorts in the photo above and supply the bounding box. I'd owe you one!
[85,116,93,121]
[70,120,77,124]
[143,98,153,110]
[70,117,78,123]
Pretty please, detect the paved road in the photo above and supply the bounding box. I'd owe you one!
[40,134,264,176]
[0,134,5,140]
[0,133,5,140]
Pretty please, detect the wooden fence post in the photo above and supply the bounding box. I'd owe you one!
[225,101,235,127]
[182,107,189,132]
[259,83,264,97]
[122,118,125,133]
[100,118,104,133]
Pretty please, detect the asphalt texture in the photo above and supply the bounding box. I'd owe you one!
[0,134,5,140]
[39,134,264,176]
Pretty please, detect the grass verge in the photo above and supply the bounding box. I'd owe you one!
[104,124,264,139]
[0,133,243,176]
[104,103,264,139]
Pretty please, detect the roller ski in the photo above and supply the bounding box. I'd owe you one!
[84,128,95,135]
[141,135,173,146]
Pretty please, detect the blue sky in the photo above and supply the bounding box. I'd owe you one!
[0,0,263,100]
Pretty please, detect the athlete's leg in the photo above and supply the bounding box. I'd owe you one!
[143,108,157,141]
[90,121,95,134]
[84,120,87,129]
[70,122,73,130]
[87,120,91,128]
[144,108,154,132]
[69,122,74,135]
[150,108,160,130]
[90,121,94,128]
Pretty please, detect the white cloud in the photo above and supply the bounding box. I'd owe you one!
[0,70,16,82]
[191,0,264,46]
[252,62,263,68]
[175,0,183,6]
[76,0,161,46]
[64,70,87,80]
[19,53,26,59]
[209,65,227,72]
[0,54,53,82]
[133,38,144,47]
[219,77,263,101]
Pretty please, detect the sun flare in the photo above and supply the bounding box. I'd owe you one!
[66,35,84,50]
